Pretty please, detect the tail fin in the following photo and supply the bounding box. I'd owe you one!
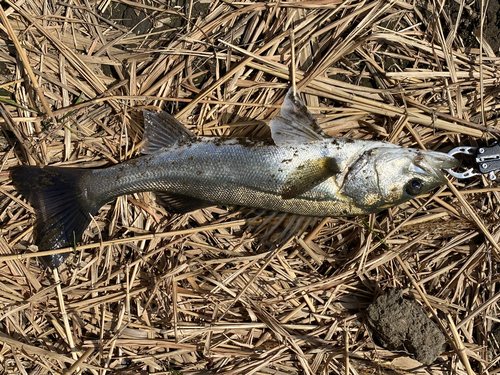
[11,166,98,269]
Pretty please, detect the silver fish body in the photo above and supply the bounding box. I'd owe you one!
[11,89,459,268]
[88,137,453,217]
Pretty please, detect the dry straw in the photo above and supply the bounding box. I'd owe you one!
[0,0,498,374]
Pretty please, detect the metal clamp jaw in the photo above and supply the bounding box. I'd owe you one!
[446,144,500,180]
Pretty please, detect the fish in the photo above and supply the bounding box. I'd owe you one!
[11,88,459,269]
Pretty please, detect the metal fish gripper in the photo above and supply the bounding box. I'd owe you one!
[446,143,500,181]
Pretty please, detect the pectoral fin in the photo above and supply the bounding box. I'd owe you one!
[282,157,339,199]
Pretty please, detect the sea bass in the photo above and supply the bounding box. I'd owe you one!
[11,89,458,268]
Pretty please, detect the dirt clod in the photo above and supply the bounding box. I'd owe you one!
[367,289,445,365]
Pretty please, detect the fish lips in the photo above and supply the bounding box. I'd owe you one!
[414,151,459,183]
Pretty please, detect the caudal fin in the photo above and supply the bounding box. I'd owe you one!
[11,166,98,269]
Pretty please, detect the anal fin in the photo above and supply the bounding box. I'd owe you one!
[282,157,339,199]
[154,192,213,214]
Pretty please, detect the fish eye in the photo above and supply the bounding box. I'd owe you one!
[406,179,424,195]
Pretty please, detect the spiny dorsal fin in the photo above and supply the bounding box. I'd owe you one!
[282,157,339,199]
[142,111,195,154]
[270,88,330,146]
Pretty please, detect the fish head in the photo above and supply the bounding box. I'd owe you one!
[340,146,459,212]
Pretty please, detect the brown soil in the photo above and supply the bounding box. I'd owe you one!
[367,289,446,365]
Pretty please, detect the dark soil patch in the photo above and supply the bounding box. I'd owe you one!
[367,289,446,365]
[446,0,500,54]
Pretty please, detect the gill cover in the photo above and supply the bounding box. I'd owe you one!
[340,147,459,211]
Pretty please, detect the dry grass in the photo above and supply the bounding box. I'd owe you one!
[0,0,499,374]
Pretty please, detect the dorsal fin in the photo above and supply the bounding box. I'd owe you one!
[142,111,195,154]
[270,88,330,146]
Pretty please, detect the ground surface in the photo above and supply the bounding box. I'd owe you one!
[0,1,500,375]
[367,289,446,365]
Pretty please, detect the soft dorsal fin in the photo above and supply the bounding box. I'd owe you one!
[142,111,195,154]
[270,88,330,146]
[282,157,339,199]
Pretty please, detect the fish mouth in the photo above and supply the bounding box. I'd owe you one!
[423,151,460,169]
[416,151,460,182]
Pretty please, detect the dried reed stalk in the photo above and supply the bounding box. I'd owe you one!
[0,0,498,374]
